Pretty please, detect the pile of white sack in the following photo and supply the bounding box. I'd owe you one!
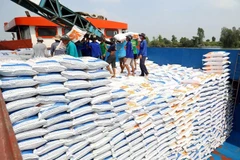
[0,53,232,160]
[114,32,139,41]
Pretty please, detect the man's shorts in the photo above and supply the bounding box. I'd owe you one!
[134,54,138,59]
[107,55,116,68]
[119,57,125,64]
[125,58,133,65]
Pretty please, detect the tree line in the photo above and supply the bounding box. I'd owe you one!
[146,27,240,48]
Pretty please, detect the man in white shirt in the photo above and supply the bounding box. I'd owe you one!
[33,37,48,58]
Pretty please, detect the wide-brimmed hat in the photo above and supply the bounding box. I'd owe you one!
[54,35,61,41]
[139,33,146,38]
[60,35,71,41]
[37,37,43,41]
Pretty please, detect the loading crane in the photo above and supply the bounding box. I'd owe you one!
[10,0,104,39]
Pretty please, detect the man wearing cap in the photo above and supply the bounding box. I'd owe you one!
[139,33,149,77]
[125,35,135,76]
[61,35,79,58]
[89,36,101,58]
[50,35,61,56]
[33,37,48,58]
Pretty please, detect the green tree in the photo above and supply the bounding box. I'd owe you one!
[163,38,172,47]
[171,35,177,43]
[219,27,240,48]
[180,37,193,47]
[206,39,210,42]
[212,36,216,42]
[197,28,205,44]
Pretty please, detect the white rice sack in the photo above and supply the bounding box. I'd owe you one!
[22,151,39,160]
[18,138,47,151]
[34,140,64,156]
[47,120,73,132]
[0,77,38,89]
[203,51,229,58]
[61,70,89,80]
[10,107,41,124]
[0,62,37,76]
[87,132,108,143]
[81,57,109,70]
[2,87,37,102]
[58,57,88,69]
[90,79,111,88]
[87,70,111,79]
[37,95,70,104]
[44,113,72,127]
[114,33,126,41]
[203,57,229,62]
[65,90,92,101]
[32,59,66,73]
[66,140,89,156]
[44,129,74,140]
[34,73,67,83]
[74,121,97,134]
[16,128,48,141]
[37,83,70,95]
[90,136,111,149]
[39,146,68,160]
[204,61,230,66]
[72,146,92,160]
[92,102,114,112]
[68,98,92,111]
[113,104,129,113]
[95,119,115,127]
[73,113,98,126]
[91,94,112,105]
[111,98,129,107]
[80,153,94,160]
[13,116,47,134]
[39,103,69,119]
[64,80,92,90]
[6,98,39,112]
[98,111,117,120]
[55,154,68,160]
[111,89,129,99]
[90,86,111,97]
[70,105,92,118]
[93,144,111,158]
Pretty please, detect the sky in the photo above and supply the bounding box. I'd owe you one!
[0,0,240,41]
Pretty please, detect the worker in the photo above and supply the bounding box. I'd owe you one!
[89,36,101,58]
[116,40,127,73]
[50,35,61,56]
[82,36,91,56]
[125,35,135,76]
[139,33,149,77]
[131,35,139,70]
[106,38,117,78]
[33,37,48,58]
[75,40,84,57]
[61,35,78,58]
[100,38,107,60]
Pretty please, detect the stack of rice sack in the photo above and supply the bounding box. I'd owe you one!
[0,61,46,160]
[0,55,233,160]
[31,58,71,160]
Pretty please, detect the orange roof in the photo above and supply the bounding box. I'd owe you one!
[4,16,128,32]
[86,18,128,30]
[4,17,58,32]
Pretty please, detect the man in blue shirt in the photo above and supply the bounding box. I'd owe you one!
[116,40,127,73]
[139,33,149,76]
[89,36,101,58]
[125,35,135,76]
[106,38,117,78]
